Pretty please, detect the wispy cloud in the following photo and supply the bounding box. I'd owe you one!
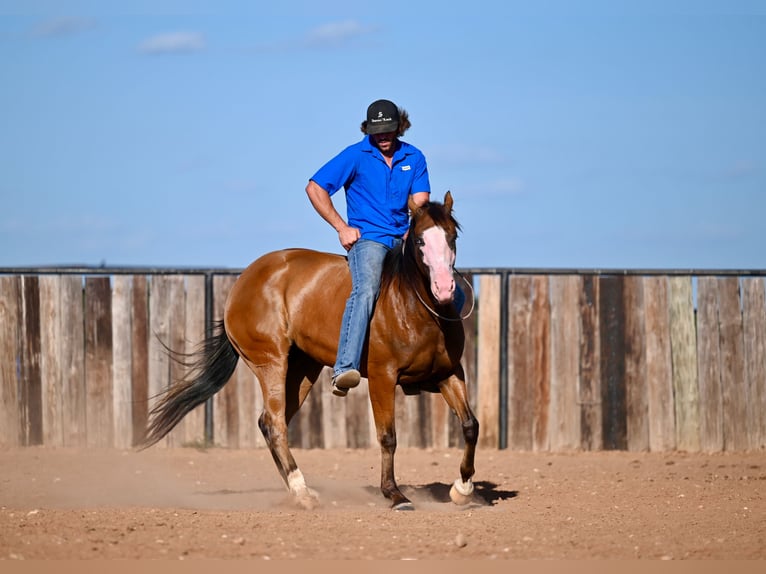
[255,19,378,52]
[304,20,377,48]
[32,17,96,38]
[138,31,206,55]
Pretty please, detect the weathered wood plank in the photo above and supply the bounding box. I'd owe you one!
[365,382,378,447]
[235,358,260,448]
[111,276,133,449]
[548,275,581,451]
[508,275,533,450]
[417,392,432,448]
[59,276,86,447]
[643,276,675,451]
[165,276,186,448]
[289,359,324,449]
[84,276,113,447]
[211,275,238,447]
[696,277,723,451]
[394,379,415,447]
[623,276,648,452]
[599,276,627,450]
[346,377,371,448]
[741,278,766,450]
[130,276,149,447]
[669,276,700,451]
[39,276,64,446]
[0,276,22,446]
[717,277,748,451]
[579,276,602,450]
[303,376,325,449]
[147,276,184,446]
[320,367,347,448]
[395,391,429,449]
[530,275,551,452]
[20,276,43,446]
[180,275,207,446]
[477,274,501,448]
[398,389,430,448]
[429,387,451,449]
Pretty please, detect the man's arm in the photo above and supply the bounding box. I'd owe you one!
[410,191,430,208]
[305,180,360,251]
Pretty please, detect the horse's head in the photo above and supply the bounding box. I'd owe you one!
[407,191,460,305]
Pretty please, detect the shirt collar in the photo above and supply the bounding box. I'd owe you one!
[362,135,407,161]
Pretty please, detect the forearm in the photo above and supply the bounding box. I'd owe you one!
[306,180,360,250]
[306,180,346,232]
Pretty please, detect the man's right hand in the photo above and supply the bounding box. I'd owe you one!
[338,224,361,251]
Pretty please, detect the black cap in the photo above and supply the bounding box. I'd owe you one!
[366,99,399,134]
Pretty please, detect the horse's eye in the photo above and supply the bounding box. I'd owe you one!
[414,237,425,246]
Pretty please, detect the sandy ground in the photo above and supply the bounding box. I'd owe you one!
[0,446,764,560]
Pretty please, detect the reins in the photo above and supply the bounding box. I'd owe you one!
[412,268,475,322]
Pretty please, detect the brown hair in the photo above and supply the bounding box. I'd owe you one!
[360,107,411,137]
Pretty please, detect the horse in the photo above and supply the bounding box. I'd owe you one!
[142,191,479,511]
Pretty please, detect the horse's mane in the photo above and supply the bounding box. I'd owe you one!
[380,200,460,295]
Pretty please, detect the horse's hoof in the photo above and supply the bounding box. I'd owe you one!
[392,501,415,511]
[449,479,474,506]
[294,489,320,510]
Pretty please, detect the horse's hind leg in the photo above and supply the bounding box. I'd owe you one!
[439,371,479,505]
[249,353,322,510]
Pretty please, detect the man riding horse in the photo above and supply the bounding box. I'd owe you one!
[305,99,434,397]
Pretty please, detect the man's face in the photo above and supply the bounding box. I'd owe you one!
[371,131,397,154]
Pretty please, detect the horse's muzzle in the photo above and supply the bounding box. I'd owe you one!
[431,275,456,305]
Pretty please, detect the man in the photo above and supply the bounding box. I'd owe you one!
[306,99,431,396]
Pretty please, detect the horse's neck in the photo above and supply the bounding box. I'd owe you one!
[383,251,435,315]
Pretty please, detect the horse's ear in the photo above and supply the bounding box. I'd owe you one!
[443,191,453,212]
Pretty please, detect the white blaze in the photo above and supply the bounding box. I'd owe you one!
[420,226,456,304]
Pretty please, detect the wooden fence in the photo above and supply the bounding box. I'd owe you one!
[1,269,764,452]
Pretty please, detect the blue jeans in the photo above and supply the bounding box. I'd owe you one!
[334,239,398,377]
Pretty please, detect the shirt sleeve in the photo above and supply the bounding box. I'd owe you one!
[310,145,357,196]
[410,151,430,194]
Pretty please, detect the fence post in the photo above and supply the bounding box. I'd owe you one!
[499,271,509,449]
[204,272,215,445]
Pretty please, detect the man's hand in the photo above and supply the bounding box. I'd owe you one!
[338,224,361,251]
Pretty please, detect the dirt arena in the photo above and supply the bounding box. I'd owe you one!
[1,446,764,560]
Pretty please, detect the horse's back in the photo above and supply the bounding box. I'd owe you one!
[228,248,348,310]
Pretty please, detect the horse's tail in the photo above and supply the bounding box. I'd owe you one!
[141,320,239,449]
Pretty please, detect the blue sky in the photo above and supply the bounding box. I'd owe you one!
[1,0,764,270]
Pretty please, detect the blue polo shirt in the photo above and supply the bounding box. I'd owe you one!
[310,135,430,248]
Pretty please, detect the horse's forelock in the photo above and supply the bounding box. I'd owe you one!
[414,201,460,237]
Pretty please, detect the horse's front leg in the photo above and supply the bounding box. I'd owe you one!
[439,371,479,505]
[368,374,413,510]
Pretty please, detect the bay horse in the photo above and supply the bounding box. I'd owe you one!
[142,191,479,510]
